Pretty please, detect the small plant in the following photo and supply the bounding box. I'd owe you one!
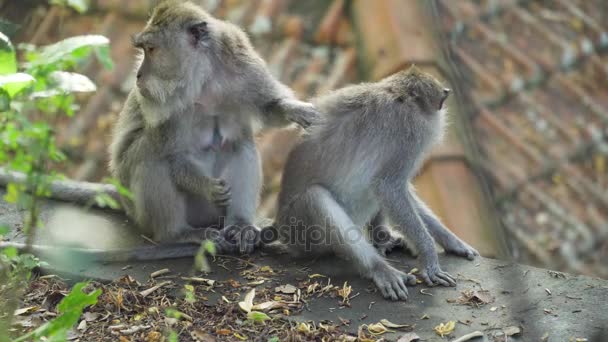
[0,18,111,339]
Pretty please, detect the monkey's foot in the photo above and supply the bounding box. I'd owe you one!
[371,262,417,301]
[209,178,231,207]
[442,238,479,261]
[373,236,404,256]
[419,262,456,287]
[220,224,260,254]
[285,100,321,128]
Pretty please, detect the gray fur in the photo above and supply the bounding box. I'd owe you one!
[273,66,479,301]
[0,0,318,261]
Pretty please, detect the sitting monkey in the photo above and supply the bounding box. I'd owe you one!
[272,67,479,300]
[0,0,319,260]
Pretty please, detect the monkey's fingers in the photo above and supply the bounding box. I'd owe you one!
[421,268,456,287]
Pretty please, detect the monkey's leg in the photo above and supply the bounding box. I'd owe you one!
[132,162,211,244]
[409,186,479,260]
[375,181,456,287]
[286,185,416,301]
[367,211,406,256]
[219,141,262,254]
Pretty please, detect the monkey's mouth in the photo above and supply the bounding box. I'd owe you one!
[439,88,450,109]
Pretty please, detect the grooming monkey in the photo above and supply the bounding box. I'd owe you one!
[0,0,319,260]
[272,67,479,301]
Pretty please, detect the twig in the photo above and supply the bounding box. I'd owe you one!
[452,331,484,342]
[140,235,158,246]
[150,268,170,278]
[140,281,171,298]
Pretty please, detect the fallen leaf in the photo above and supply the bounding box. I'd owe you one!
[146,331,162,342]
[247,311,271,324]
[457,289,495,306]
[397,332,421,342]
[408,268,419,275]
[490,307,498,312]
[298,322,312,333]
[252,301,284,312]
[367,323,392,335]
[337,282,352,304]
[259,266,274,273]
[191,330,216,342]
[83,312,99,322]
[77,320,87,331]
[309,274,326,279]
[238,288,256,313]
[380,319,412,330]
[420,314,430,320]
[434,321,456,337]
[275,284,297,294]
[14,306,38,316]
[233,332,248,340]
[215,329,231,335]
[247,280,265,286]
[504,326,521,336]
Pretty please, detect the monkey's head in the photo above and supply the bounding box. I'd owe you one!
[132,0,215,105]
[385,66,451,115]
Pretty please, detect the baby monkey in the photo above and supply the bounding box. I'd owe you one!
[273,66,479,300]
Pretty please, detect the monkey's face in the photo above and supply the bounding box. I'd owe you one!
[389,67,451,115]
[132,1,214,104]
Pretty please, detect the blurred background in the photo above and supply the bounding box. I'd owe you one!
[1,0,607,279]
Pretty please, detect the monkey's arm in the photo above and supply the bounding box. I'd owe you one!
[374,179,456,287]
[249,68,320,128]
[0,167,120,208]
[169,155,231,207]
[408,186,479,260]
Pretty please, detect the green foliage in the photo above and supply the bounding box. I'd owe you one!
[0,28,111,341]
[14,282,101,342]
[49,0,91,14]
[194,240,217,273]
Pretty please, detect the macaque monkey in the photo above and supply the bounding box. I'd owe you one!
[272,66,479,300]
[0,0,319,260]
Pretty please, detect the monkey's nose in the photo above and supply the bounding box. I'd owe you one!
[136,72,142,80]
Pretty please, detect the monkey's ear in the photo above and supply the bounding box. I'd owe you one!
[189,21,209,42]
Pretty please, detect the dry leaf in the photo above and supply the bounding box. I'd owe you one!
[504,326,521,336]
[397,333,421,342]
[380,319,411,330]
[252,301,284,312]
[191,330,216,342]
[457,289,495,306]
[309,274,326,279]
[259,266,274,273]
[215,329,231,335]
[233,332,247,340]
[275,284,297,294]
[146,331,162,342]
[434,321,456,337]
[367,323,391,335]
[238,288,256,313]
[14,306,38,316]
[77,320,87,331]
[298,322,312,333]
[337,282,352,303]
[420,314,430,320]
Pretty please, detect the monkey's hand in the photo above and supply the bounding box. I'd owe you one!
[373,235,405,256]
[282,100,322,128]
[418,259,456,287]
[208,178,231,207]
[372,262,417,301]
[219,224,260,254]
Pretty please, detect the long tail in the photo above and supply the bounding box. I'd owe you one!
[0,167,120,209]
[0,241,202,263]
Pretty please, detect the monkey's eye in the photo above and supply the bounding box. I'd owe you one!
[145,46,155,55]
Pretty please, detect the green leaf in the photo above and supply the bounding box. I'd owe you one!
[1,246,17,259]
[0,31,16,75]
[33,35,109,67]
[95,45,114,70]
[268,337,280,342]
[0,225,8,235]
[15,282,101,341]
[32,71,96,98]
[0,73,35,97]
[0,87,9,111]
[247,311,271,324]
[50,0,91,13]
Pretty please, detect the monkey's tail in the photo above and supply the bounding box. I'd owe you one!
[0,241,203,263]
[0,167,120,208]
